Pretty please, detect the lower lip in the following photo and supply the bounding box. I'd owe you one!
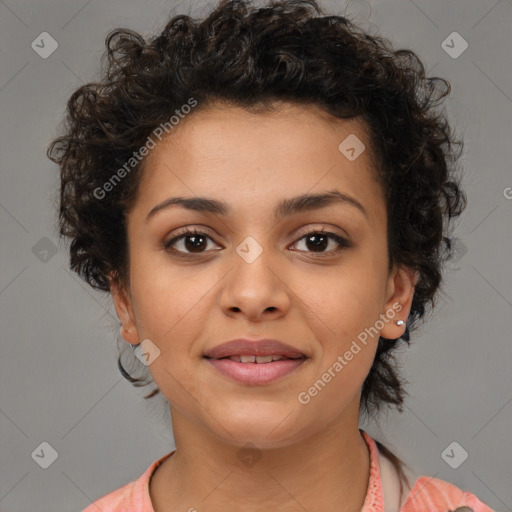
[205,358,306,385]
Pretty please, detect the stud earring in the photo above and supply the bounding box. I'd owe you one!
[396,320,405,326]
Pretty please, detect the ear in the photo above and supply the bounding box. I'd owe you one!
[379,265,418,340]
[109,274,140,345]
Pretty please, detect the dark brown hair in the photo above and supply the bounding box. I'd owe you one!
[47,0,466,485]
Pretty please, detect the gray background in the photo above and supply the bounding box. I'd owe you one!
[0,0,511,510]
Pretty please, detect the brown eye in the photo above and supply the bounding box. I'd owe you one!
[291,230,350,254]
[164,229,220,255]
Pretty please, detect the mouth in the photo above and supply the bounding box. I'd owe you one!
[203,338,308,385]
[205,354,305,363]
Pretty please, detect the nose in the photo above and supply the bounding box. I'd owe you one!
[220,246,291,322]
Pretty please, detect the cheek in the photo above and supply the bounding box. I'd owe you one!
[293,275,379,418]
[288,261,385,396]
[128,251,226,356]
[292,261,385,341]
[128,264,215,401]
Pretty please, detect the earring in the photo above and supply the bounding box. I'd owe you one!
[396,320,405,326]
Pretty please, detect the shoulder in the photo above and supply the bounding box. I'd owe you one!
[81,451,174,512]
[401,475,495,512]
[81,479,142,512]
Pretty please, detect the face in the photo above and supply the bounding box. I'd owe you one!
[111,102,415,449]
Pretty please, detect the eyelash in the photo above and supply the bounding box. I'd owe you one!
[163,227,351,257]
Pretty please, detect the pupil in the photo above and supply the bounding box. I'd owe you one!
[185,235,207,252]
[182,234,329,253]
[306,234,328,252]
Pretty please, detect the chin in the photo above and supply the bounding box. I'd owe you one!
[210,405,309,449]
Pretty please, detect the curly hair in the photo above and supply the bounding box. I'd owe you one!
[47,0,466,428]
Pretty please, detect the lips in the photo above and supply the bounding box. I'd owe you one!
[203,338,308,384]
[203,338,306,360]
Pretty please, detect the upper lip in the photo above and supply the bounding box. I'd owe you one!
[203,339,307,359]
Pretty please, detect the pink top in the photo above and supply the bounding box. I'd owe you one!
[82,431,494,511]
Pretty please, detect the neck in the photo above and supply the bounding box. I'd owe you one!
[150,405,371,512]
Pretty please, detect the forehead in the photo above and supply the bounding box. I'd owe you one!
[134,102,384,222]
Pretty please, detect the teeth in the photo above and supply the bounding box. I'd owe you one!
[255,355,273,363]
[228,355,287,363]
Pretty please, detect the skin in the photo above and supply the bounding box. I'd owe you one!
[110,101,416,512]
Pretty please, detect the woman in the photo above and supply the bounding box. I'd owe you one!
[47,0,493,510]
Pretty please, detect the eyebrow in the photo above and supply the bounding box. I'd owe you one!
[146,189,369,222]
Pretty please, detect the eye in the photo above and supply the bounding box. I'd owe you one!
[163,228,221,256]
[163,227,351,257]
[290,228,350,255]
